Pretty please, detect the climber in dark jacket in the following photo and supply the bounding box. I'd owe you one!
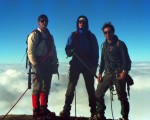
[60,15,99,119]
[95,22,131,120]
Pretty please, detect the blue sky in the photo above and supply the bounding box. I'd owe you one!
[0,0,150,64]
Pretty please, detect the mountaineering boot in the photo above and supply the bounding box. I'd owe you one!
[88,114,97,120]
[96,114,106,120]
[40,107,56,120]
[40,92,56,119]
[33,108,42,120]
[88,107,97,120]
[32,94,41,120]
[60,97,71,118]
[59,109,70,118]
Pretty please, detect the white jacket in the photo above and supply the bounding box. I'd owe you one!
[27,28,58,65]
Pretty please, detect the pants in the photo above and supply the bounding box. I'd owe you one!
[63,66,96,113]
[32,74,52,110]
[32,75,52,95]
[31,56,53,110]
[95,73,129,118]
[32,56,53,95]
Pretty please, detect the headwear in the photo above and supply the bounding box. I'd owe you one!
[38,14,48,22]
[76,15,89,31]
[79,17,87,22]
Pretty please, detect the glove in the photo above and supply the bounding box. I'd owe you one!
[32,64,41,76]
[66,49,74,57]
[118,70,127,80]
[97,74,103,82]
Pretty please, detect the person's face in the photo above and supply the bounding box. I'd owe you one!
[78,21,86,29]
[103,27,114,40]
[38,19,48,30]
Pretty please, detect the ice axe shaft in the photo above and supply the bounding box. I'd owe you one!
[73,52,98,79]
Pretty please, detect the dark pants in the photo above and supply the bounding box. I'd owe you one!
[63,66,96,113]
[95,73,129,118]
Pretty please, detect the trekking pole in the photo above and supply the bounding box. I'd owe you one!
[1,76,36,120]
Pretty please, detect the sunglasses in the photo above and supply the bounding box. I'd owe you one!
[40,19,48,23]
[104,31,112,35]
[79,21,86,24]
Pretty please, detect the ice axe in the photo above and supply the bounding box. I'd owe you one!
[71,50,98,79]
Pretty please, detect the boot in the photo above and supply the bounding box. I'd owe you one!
[97,114,106,120]
[88,113,97,120]
[40,92,56,119]
[59,109,70,118]
[33,108,42,120]
[88,107,97,120]
[41,107,56,120]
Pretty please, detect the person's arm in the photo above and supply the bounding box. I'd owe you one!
[65,33,74,57]
[27,32,38,65]
[91,33,99,68]
[118,41,129,80]
[27,31,41,76]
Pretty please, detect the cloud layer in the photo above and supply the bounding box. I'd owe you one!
[0,62,150,119]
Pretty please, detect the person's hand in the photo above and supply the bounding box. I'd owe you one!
[97,74,103,82]
[32,64,41,76]
[118,70,127,80]
[66,49,74,57]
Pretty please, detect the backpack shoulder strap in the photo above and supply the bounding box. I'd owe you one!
[71,31,78,45]
[27,29,42,48]
[71,31,77,40]
[46,29,53,51]
[33,29,42,48]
